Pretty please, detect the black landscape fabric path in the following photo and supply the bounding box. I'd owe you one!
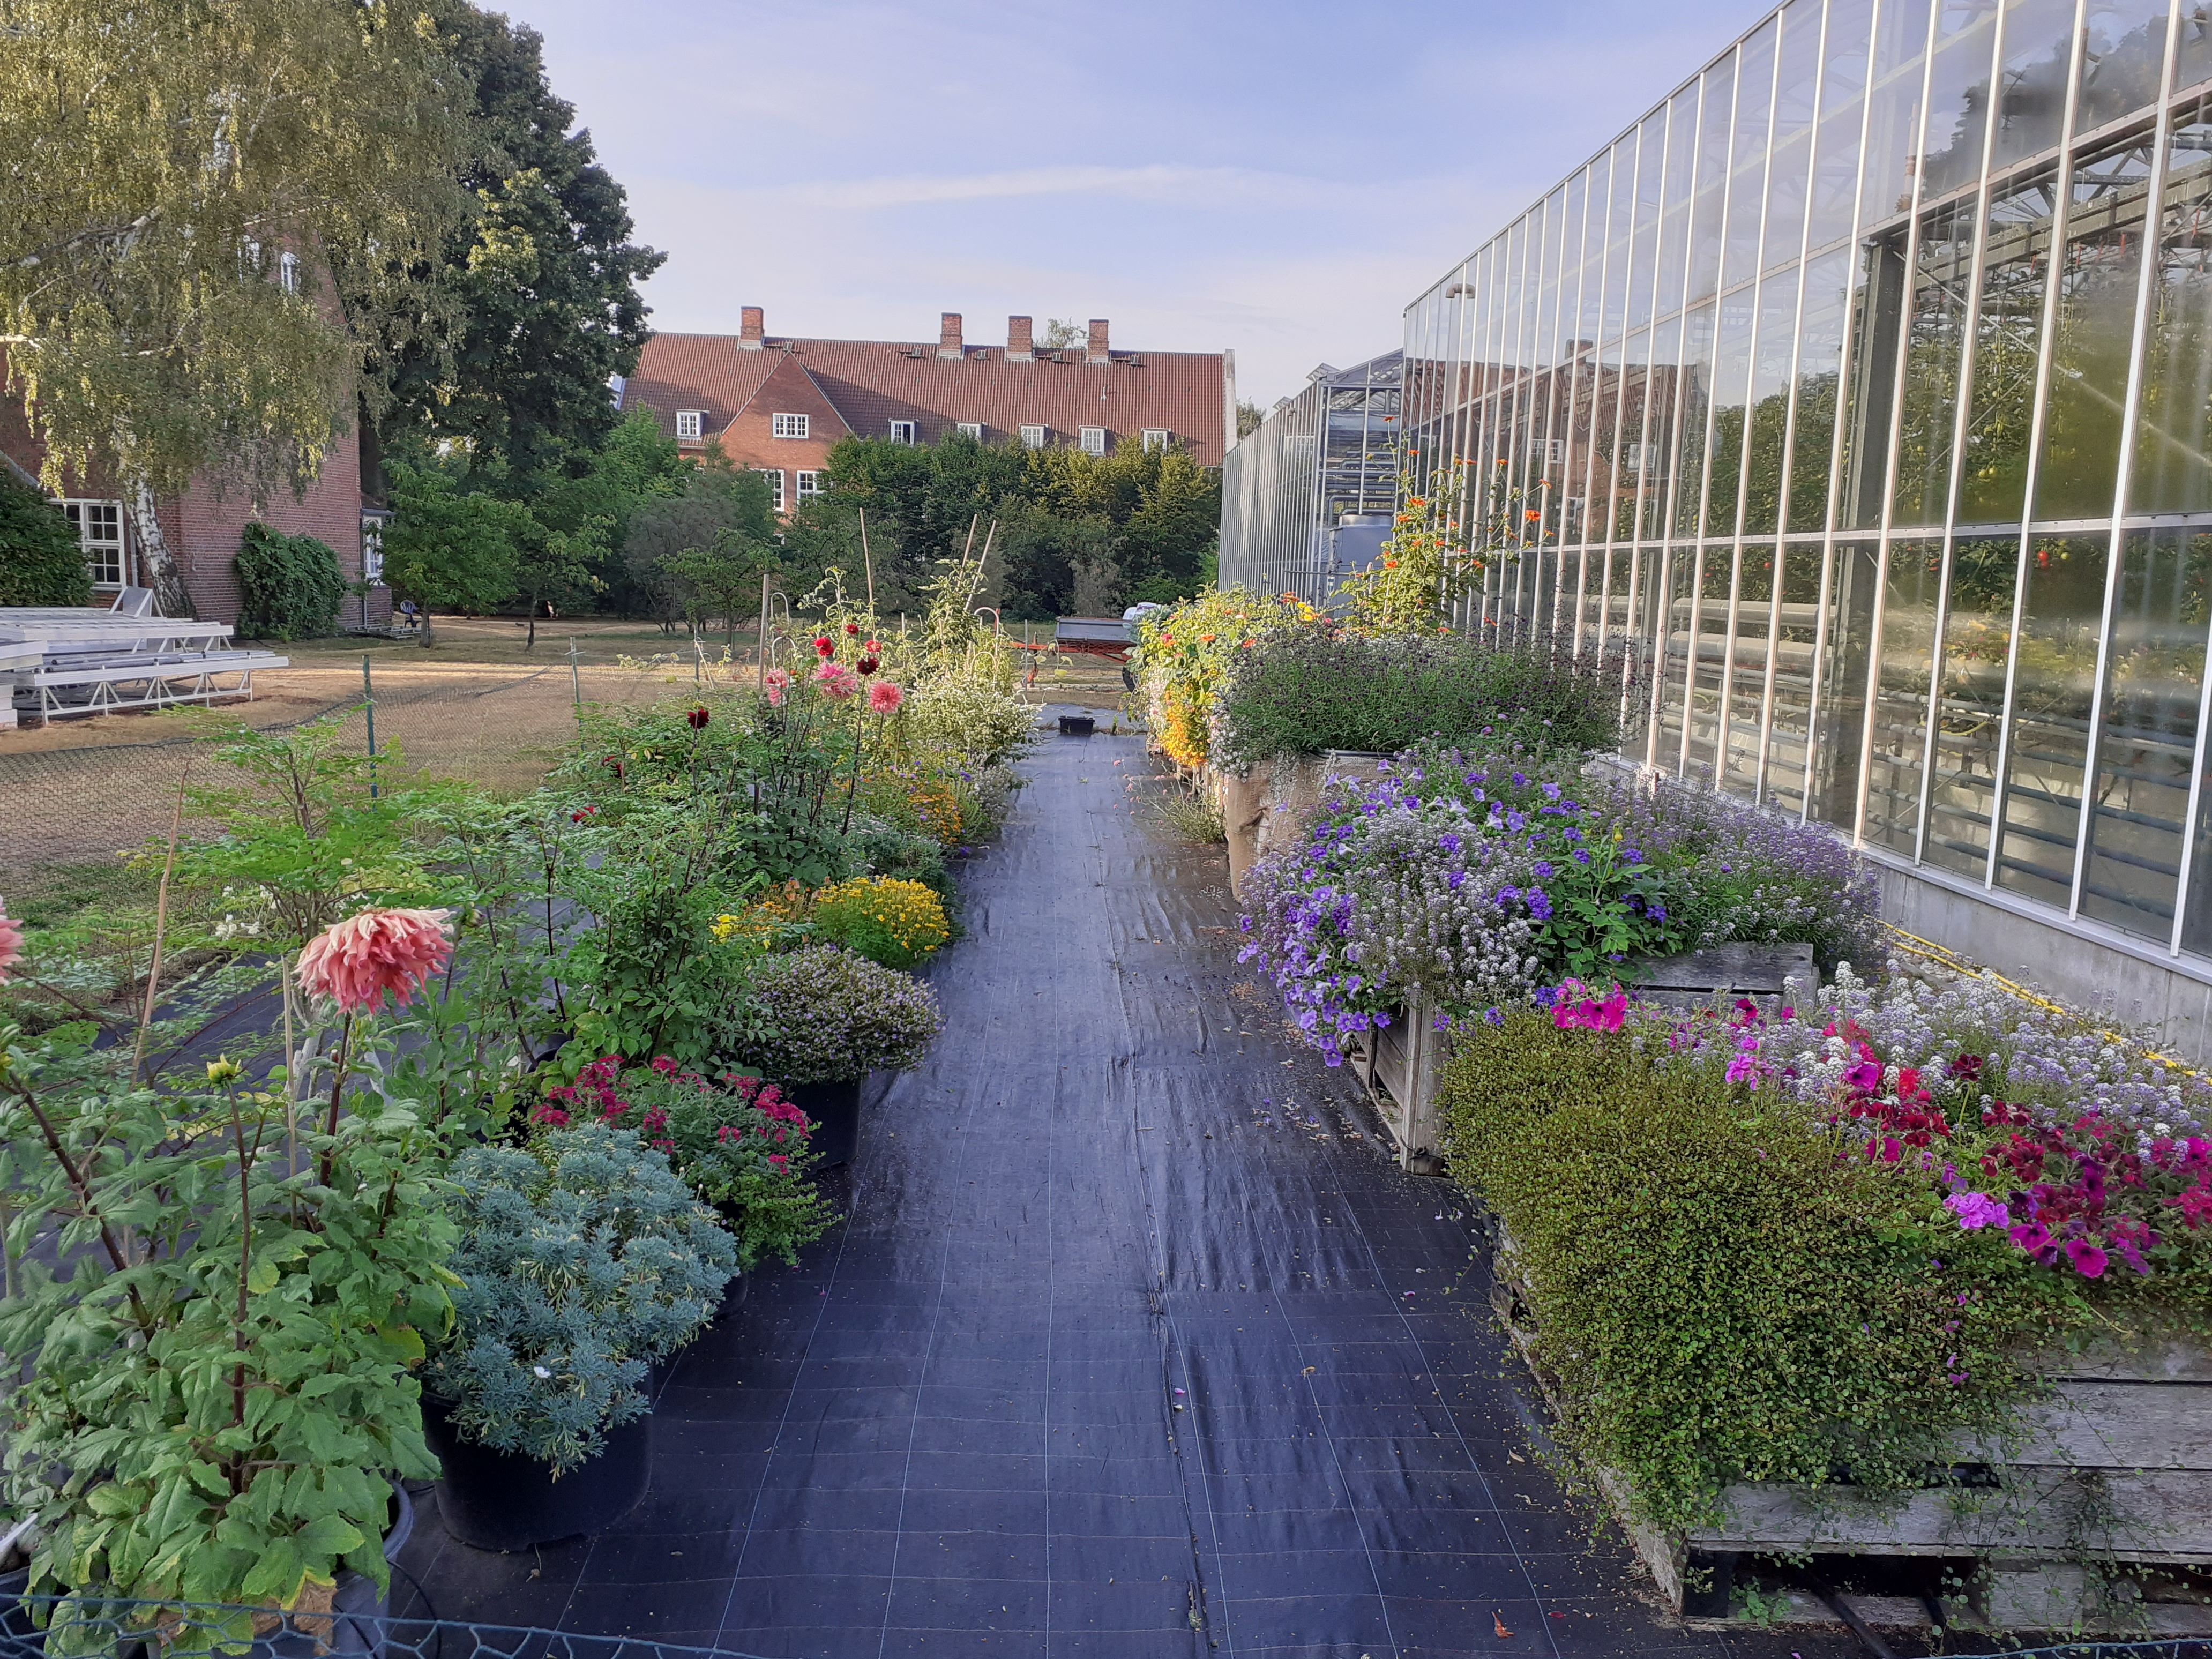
[400,719,1864,1659]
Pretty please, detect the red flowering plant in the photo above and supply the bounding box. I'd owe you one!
[533,1056,832,1268]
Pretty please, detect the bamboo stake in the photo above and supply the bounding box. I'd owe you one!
[132,750,192,1085]
[860,507,876,614]
[757,572,771,690]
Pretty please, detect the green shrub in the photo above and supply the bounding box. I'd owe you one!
[1215,632,1626,768]
[235,521,343,640]
[1437,1011,2060,1534]
[0,477,92,606]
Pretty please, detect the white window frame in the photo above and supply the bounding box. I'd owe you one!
[1079,426,1107,456]
[63,498,127,587]
[1019,424,1047,450]
[675,409,703,440]
[888,420,917,445]
[278,251,301,295]
[772,412,809,439]
[1541,437,1565,466]
[1141,429,1170,453]
[796,470,821,501]
[759,469,785,511]
[956,422,983,440]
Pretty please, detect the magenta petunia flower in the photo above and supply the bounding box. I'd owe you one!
[296,907,454,1014]
[1945,1191,2010,1231]
[2064,1238,2108,1278]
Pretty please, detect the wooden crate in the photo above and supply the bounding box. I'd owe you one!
[1344,995,1447,1173]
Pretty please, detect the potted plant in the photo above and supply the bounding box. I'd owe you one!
[737,945,941,1168]
[535,1057,834,1283]
[419,1123,736,1551]
[0,907,462,1653]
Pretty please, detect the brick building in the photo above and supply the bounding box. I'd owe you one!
[618,310,1236,515]
[2,343,388,629]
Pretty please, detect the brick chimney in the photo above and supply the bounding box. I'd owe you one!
[1086,318,1110,364]
[738,305,764,350]
[938,312,963,360]
[1006,316,1034,362]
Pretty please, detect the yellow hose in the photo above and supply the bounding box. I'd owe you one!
[1880,921,2201,1079]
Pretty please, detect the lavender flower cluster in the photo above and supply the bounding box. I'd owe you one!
[1239,739,1883,1062]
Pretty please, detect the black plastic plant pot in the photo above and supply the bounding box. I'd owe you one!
[1059,713,1095,736]
[422,1395,651,1552]
[789,1077,863,1168]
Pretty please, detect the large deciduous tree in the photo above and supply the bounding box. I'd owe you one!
[372,3,663,474]
[0,0,469,614]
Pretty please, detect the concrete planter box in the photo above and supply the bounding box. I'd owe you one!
[1488,1240,2212,1635]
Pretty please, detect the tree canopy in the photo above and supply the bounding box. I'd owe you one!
[0,0,468,505]
[371,3,664,473]
[784,432,1222,620]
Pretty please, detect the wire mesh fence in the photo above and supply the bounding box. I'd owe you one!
[0,1596,773,1659]
[0,656,712,906]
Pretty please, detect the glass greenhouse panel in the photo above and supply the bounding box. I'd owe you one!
[1923,534,2023,877]
[2031,133,2155,521]
[2081,528,2209,940]
[2075,2,2173,135]
[1812,539,1883,825]
[1996,533,2112,908]
[1724,543,1780,796]
[1744,261,1806,534]
[1990,0,2080,173]
[1957,163,2061,527]
[2130,93,2212,514]
[1864,536,1944,854]
[1789,249,1853,533]
[1891,200,1977,530]
[1765,539,1829,813]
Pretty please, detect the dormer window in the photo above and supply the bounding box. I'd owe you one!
[1142,429,1170,453]
[1020,424,1047,450]
[888,420,917,444]
[772,412,809,439]
[1080,427,1107,456]
[675,410,703,440]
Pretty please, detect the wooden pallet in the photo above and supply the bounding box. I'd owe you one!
[1488,1244,2212,1633]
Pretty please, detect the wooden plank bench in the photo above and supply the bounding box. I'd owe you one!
[1622,940,1814,1014]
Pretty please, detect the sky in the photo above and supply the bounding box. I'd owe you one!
[505,0,1769,409]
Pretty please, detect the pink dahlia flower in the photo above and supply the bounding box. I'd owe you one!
[0,907,21,985]
[297,907,454,1014]
[813,662,858,699]
[763,667,795,707]
[868,680,905,715]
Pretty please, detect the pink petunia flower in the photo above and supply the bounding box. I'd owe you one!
[814,662,858,699]
[868,680,905,714]
[0,906,20,985]
[296,907,454,1014]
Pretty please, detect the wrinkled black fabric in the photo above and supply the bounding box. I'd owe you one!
[398,718,1862,1658]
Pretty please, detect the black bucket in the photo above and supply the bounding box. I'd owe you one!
[1058,713,1095,736]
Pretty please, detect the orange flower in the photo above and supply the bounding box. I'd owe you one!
[1384,558,1400,569]
[1525,509,1541,521]
[1199,632,1217,644]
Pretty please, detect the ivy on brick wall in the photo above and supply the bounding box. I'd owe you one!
[235,522,343,641]
[0,477,92,607]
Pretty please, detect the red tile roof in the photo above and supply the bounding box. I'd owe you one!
[623,329,1229,466]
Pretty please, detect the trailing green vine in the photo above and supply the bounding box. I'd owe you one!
[1436,1011,2084,1537]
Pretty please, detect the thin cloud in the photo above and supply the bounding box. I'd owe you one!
[723,163,1348,214]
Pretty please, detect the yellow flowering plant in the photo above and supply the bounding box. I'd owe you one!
[808,876,951,971]
[1130,587,1325,767]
